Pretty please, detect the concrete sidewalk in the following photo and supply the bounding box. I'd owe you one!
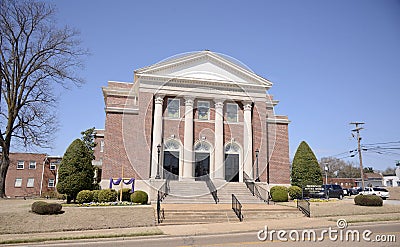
[0,216,335,244]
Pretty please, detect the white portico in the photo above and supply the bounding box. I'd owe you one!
[135,51,273,182]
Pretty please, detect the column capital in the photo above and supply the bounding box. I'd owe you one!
[184,97,195,107]
[243,101,253,111]
[154,94,164,104]
[213,99,225,109]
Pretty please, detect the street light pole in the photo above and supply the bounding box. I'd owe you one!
[324,165,328,185]
[155,144,161,179]
[255,149,260,182]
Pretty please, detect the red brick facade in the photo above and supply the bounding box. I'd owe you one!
[100,52,291,186]
[5,153,61,198]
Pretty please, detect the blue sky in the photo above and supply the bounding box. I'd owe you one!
[43,0,399,171]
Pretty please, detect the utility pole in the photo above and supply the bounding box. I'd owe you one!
[350,122,365,190]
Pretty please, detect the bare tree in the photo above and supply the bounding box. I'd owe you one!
[0,0,87,197]
[320,157,361,178]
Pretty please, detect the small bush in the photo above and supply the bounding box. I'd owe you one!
[270,186,288,202]
[118,188,132,202]
[288,186,302,200]
[41,191,58,199]
[92,190,101,202]
[354,194,383,206]
[76,190,94,203]
[31,201,63,215]
[98,189,117,202]
[130,190,148,204]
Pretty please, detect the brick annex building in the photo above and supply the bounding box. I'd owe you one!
[97,51,290,199]
[5,153,61,198]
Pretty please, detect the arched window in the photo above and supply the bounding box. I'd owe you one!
[194,141,212,180]
[225,142,241,182]
[163,139,180,180]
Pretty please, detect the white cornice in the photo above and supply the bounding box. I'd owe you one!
[105,107,138,115]
[267,116,290,124]
[134,51,272,88]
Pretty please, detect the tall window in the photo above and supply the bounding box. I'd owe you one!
[17,161,24,169]
[197,101,210,120]
[226,103,238,122]
[14,178,22,187]
[27,178,34,187]
[29,161,36,169]
[167,98,180,119]
[100,140,104,152]
[50,162,57,170]
[48,178,55,187]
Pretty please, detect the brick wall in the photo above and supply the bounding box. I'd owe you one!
[5,153,58,198]
[102,82,290,185]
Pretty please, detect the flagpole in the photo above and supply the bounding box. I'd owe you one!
[120,166,124,202]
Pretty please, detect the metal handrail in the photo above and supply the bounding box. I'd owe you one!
[156,191,165,224]
[159,173,170,201]
[243,171,269,204]
[205,174,219,204]
[297,199,310,217]
[156,174,171,224]
[232,194,243,221]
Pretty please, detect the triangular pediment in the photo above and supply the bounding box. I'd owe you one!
[135,51,272,88]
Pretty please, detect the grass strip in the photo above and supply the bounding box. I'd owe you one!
[0,230,163,245]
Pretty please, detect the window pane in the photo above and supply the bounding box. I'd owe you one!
[17,161,24,169]
[167,99,180,118]
[226,104,238,122]
[50,163,57,170]
[100,140,104,152]
[29,161,36,169]
[15,178,22,187]
[48,179,55,187]
[27,178,34,187]
[198,101,209,120]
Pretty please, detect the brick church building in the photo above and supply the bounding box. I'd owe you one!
[98,51,290,199]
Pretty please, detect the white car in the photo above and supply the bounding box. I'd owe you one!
[359,187,390,200]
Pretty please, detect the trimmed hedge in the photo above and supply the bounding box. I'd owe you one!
[31,201,63,215]
[288,186,302,200]
[98,189,117,202]
[130,190,148,204]
[76,190,94,203]
[270,186,288,202]
[354,194,383,206]
[118,188,132,202]
[92,190,101,202]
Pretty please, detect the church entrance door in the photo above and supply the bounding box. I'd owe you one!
[225,154,239,182]
[163,151,179,180]
[194,153,210,181]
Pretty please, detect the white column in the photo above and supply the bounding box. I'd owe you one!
[183,97,195,179]
[243,101,253,179]
[214,99,225,180]
[151,95,164,178]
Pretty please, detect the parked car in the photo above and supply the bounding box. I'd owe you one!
[359,187,390,200]
[348,187,360,195]
[308,184,344,199]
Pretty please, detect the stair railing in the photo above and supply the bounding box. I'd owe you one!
[205,174,219,204]
[297,199,311,217]
[156,174,171,224]
[232,194,243,221]
[243,171,269,204]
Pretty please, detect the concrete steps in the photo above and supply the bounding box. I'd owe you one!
[162,181,215,204]
[158,204,303,225]
[162,181,266,204]
[216,182,266,204]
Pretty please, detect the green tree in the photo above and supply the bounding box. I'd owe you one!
[80,127,97,159]
[56,139,94,203]
[291,141,323,188]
